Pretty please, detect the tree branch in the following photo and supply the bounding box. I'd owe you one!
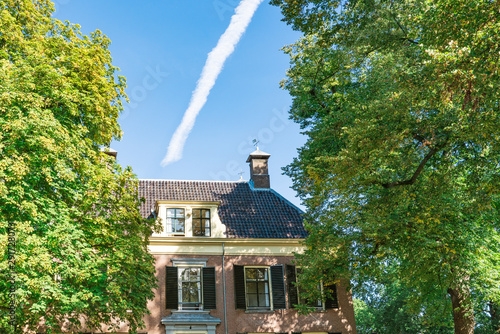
[388,4,418,45]
[309,87,332,113]
[376,143,446,189]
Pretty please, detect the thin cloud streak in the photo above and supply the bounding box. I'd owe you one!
[161,0,264,166]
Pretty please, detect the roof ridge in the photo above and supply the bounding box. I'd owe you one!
[269,189,305,214]
[139,179,248,183]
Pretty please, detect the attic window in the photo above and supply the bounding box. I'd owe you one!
[166,208,185,235]
[192,208,211,236]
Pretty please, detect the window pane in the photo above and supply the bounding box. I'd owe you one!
[179,268,189,280]
[246,269,256,280]
[256,268,266,280]
[203,209,210,218]
[205,227,211,237]
[193,209,200,218]
[258,282,267,293]
[248,294,258,307]
[259,293,270,307]
[189,268,200,280]
[176,209,185,218]
[182,282,200,302]
[167,209,176,217]
[247,282,257,293]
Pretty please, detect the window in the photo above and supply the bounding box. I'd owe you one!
[296,267,322,308]
[286,264,338,310]
[165,265,216,310]
[233,265,286,311]
[166,208,185,235]
[192,208,210,236]
[245,267,270,309]
[178,267,202,310]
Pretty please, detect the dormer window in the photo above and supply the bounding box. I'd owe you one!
[166,208,185,235]
[192,209,211,236]
[153,201,223,238]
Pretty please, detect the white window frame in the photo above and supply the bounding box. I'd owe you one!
[165,208,186,236]
[172,259,207,311]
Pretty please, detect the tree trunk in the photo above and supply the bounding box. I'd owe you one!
[490,301,500,333]
[447,281,475,334]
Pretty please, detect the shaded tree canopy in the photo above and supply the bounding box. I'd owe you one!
[271,0,500,333]
[353,268,455,334]
[0,1,159,333]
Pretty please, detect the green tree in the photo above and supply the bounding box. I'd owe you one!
[0,1,159,333]
[354,270,454,334]
[354,277,498,334]
[270,0,500,333]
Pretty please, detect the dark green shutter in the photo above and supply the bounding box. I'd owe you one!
[286,264,298,308]
[270,265,286,309]
[325,283,339,309]
[165,266,178,309]
[202,267,216,309]
[234,265,246,309]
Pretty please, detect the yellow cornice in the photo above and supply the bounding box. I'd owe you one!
[147,237,306,256]
[148,237,304,245]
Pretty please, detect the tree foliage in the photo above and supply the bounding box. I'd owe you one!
[354,268,454,334]
[270,0,500,333]
[0,1,159,333]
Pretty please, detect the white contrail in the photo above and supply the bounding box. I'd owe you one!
[161,0,264,166]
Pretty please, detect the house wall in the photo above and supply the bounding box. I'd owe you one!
[140,253,357,334]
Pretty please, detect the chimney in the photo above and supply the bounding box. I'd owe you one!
[101,147,118,159]
[246,148,271,188]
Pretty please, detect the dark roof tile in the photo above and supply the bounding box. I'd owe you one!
[138,180,307,239]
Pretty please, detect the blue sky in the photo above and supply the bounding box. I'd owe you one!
[52,0,305,208]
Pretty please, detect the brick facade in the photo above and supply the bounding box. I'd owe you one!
[135,254,356,334]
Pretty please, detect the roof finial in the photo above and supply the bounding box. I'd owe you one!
[238,169,244,181]
[252,138,259,150]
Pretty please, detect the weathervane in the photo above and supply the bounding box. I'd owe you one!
[238,169,244,180]
[252,138,259,150]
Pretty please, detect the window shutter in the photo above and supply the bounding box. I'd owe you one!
[270,265,286,309]
[324,283,339,309]
[286,265,298,308]
[165,266,178,309]
[202,267,216,310]
[233,265,246,309]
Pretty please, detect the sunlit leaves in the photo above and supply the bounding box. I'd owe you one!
[0,1,158,333]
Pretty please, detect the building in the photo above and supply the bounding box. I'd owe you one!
[136,149,357,334]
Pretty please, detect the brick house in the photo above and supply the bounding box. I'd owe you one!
[136,149,357,334]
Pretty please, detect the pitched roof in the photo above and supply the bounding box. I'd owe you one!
[138,180,307,239]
